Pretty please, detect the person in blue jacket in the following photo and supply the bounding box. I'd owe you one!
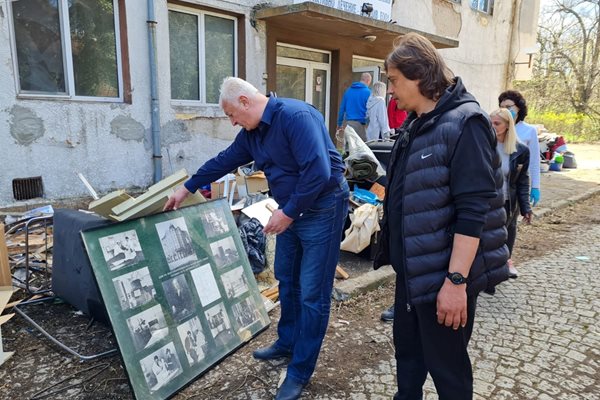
[164,77,349,400]
[337,72,372,141]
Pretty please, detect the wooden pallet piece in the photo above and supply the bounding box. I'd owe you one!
[0,224,12,287]
[0,288,15,365]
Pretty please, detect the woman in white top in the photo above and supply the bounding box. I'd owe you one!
[365,81,392,142]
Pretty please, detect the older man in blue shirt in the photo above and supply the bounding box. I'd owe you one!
[165,77,349,400]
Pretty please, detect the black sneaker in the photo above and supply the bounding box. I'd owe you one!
[380,305,395,322]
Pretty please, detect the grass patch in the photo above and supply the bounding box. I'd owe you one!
[528,110,600,143]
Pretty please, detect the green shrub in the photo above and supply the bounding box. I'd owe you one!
[527,110,600,143]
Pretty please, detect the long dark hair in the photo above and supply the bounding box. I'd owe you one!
[498,90,528,123]
[384,33,454,101]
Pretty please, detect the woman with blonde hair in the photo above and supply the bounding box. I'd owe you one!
[490,108,533,280]
[365,81,392,141]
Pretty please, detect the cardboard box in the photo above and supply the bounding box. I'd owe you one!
[210,175,238,199]
[236,168,269,197]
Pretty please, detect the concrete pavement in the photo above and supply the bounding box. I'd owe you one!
[318,222,600,399]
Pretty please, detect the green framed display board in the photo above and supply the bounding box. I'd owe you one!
[81,199,270,400]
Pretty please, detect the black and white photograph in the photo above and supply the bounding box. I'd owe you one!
[190,263,221,307]
[126,304,169,352]
[162,274,194,322]
[204,303,235,347]
[176,317,207,366]
[209,236,239,269]
[139,342,183,393]
[99,230,145,271]
[112,267,156,311]
[232,297,260,331]
[199,207,229,238]
[220,266,249,299]
[81,201,271,400]
[155,217,197,270]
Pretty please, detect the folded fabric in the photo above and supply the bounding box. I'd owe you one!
[345,156,379,181]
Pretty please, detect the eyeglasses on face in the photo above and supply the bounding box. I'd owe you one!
[501,102,517,110]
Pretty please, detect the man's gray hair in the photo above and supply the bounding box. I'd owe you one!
[219,77,259,107]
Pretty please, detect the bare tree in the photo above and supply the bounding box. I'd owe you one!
[525,0,600,116]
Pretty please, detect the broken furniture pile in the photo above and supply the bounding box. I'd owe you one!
[2,207,53,295]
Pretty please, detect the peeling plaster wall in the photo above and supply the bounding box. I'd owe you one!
[394,0,525,113]
[0,0,538,206]
[0,0,268,206]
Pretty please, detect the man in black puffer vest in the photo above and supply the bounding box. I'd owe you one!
[374,33,509,400]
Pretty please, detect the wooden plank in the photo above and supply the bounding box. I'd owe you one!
[88,190,133,220]
[0,314,14,325]
[3,294,42,311]
[0,289,12,311]
[0,224,12,287]
[111,169,189,216]
[335,265,350,280]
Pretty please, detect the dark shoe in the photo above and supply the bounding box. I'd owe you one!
[380,304,395,322]
[484,287,496,295]
[252,344,292,360]
[275,377,305,400]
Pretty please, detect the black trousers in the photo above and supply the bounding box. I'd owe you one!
[393,273,478,400]
[505,201,517,255]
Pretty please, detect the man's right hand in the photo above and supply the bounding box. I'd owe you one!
[163,186,191,211]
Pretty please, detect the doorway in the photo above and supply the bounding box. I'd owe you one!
[276,44,331,125]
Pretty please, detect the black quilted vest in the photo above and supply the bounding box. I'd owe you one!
[375,94,509,304]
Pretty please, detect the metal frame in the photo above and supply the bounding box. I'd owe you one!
[13,296,117,361]
[6,215,53,295]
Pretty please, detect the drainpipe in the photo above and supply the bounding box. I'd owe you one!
[147,0,162,183]
[504,0,521,90]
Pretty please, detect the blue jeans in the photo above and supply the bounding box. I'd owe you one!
[273,180,349,384]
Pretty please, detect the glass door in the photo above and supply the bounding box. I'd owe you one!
[276,45,331,125]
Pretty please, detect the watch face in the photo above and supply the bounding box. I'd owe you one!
[448,272,465,284]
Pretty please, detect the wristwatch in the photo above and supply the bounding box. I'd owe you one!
[446,271,467,285]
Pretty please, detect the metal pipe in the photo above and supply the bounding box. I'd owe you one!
[147,0,162,182]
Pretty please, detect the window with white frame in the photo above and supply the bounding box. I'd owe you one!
[470,0,493,14]
[10,0,123,99]
[168,7,237,104]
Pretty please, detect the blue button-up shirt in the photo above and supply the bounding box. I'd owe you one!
[185,96,345,219]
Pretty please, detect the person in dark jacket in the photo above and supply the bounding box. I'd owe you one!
[375,33,509,400]
[164,77,349,400]
[490,108,533,280]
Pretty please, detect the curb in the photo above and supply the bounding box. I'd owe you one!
[333,185,600,302]
[332,265,395,301]
[532,185,600,219]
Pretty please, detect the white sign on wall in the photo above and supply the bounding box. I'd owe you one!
[293,0,392,22]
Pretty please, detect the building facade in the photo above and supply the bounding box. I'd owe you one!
[0,0,540,206]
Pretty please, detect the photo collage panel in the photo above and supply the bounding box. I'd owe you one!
[82,200,270,400]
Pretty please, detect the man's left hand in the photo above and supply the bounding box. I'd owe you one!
[436,279,467,330]
[263,209,293,235]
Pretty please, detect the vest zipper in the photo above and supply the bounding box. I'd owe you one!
[397,128,413,312]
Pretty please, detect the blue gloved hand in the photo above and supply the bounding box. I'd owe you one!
[530,188,541,206]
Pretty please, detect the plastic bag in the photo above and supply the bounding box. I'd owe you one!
[340,203,381,253]
[343,125,385,182]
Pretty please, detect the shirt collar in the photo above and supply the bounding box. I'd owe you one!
[258,94,278,133]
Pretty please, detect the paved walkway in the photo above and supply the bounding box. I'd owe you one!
[322,223,600,399]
